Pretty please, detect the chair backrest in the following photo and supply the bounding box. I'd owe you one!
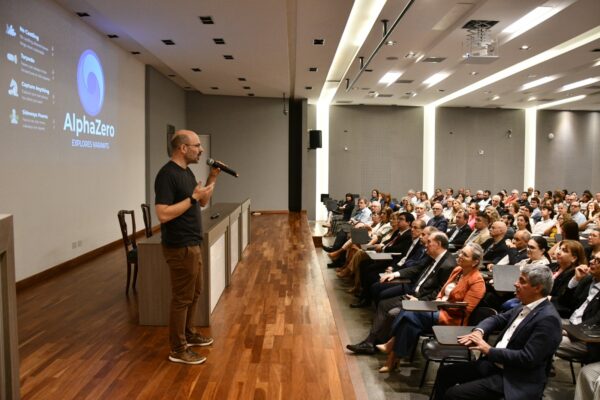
[140,203,152,237]
[468,306,497,326]
[117,210,137,253]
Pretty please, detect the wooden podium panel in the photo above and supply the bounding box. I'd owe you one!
[138,203,244,326]
[0,215,20,400]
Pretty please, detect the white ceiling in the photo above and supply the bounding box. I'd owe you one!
[53,0,600,110]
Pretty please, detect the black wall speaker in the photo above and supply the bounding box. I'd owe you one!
[309,130,322,149]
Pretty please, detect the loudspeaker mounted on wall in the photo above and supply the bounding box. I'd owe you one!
[308,129,322,150]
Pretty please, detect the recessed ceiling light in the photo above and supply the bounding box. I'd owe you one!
[386,40,397,46]
[162,39,175,45]
[76,12,90,17]
[470,71,479,76]
[313,39,325,45]
[213,38,225,45]
[558,77,600,92]
[502,6,560,41]
[527,74,538,78]
[527,96,537,101]
[379,71,402,85]
[107,34,119,39]
[423,72,450,87]
[594,59,600,67]
[405,51,417,58]
[199,16,214,24]
[519,45,530,50]
[491,95,500,100]
[521,76,556,91]
[535,94,586,109]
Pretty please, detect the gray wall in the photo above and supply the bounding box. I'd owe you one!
[186,94,289,210]
[328,105,423,201]
[435,107,525,192]
[536,110,600,193]
[145,66,187,222]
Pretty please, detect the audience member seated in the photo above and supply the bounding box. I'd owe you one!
[415,203,430,224]
[466,203,479,229]
[325,193,355,233]
[550,240,587,317]
[484,205,501,225]
[532,205,556,236]
[501,213,516,240]
[549,220,580,259]
[515,213,532,234]
[482,221,509,265]
[574,362,600,400]
[427,203,448,232]
[447,210,472,251]
[464,212,491,249]
[433,264,562,400]
[345,230,455,354]
[493,230,530,266]
[376,243,486,372]
[586,227,600,261]
[444,199,462,225]
[481,236,550,311]
[570,201,587,230]
[530,197,542,224]
[556,251,600,364]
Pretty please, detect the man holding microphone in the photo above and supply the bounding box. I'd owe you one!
[154,130,220,364]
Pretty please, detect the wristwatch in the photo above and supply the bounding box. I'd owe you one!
[189,196,197,205]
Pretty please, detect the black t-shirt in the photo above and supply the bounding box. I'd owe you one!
[154,160,202,247]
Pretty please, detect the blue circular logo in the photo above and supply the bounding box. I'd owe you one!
[77,50,104,116]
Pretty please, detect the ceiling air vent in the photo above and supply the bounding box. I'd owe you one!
[313,39,324,45]
[378,94,393,98]
[162,39,175,45]
[395,79,414,84]
[462,20,498,30]
[76,12,90,17]
[243,86,251,90]
[107,34,119,39]
[199,16,214,24]
[309,67,318,72]
[223,55,234,60]
[191,67,201,72]
[238,77,246,81]
[336,100,352,104]
[213,38,225,44]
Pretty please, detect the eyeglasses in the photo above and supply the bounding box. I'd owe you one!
[186,143,202,148]
[591,257,600,264]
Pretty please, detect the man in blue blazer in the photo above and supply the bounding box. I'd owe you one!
[434,264,562,400]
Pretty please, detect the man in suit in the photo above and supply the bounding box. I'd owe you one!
[346,231,456,354]
[447,210,472,251]
[493,230,530,266]
[556,252,600,363]
[482,222,509,265]
[434,264,562,400]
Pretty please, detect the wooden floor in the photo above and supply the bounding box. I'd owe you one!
[17,213,356,399]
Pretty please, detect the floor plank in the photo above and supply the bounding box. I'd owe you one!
[17,213,355,400]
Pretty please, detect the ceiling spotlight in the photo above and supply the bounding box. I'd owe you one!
[519,45,530,50]
[386,40,397,46]
[527,96,537,101]
[491,95,500,100]
[405,51,417,58]
[469,71,479,76]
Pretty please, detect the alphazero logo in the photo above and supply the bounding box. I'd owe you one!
[77,49,104,117]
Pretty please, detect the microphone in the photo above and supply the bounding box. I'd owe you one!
[207,158,239,177]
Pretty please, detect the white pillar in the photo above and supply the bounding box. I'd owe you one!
[524,108,537,190]
[422,105,436,195]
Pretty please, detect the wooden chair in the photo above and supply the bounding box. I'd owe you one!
[117,210,138,294]
[141,203,153,238]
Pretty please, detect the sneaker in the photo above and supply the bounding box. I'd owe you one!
[168,348,206,365]
[186,333,214,347]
